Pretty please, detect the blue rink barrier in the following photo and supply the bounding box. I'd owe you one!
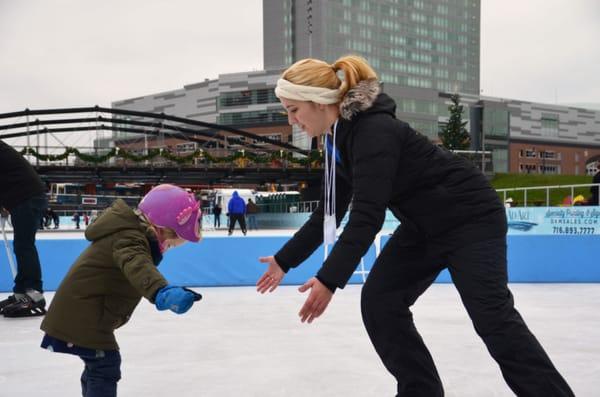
[0,234,598,292]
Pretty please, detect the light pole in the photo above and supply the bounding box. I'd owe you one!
[481,121,485,173]
[469,103,484,172]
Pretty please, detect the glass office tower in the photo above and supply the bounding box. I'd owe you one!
[263,0,480,95]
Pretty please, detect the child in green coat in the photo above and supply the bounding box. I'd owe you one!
[40,184,202,397]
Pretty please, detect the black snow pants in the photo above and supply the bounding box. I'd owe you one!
[360,232,574,397]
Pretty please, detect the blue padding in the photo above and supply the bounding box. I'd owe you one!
[378,234,600,283]
[0,239,91,293]
[507,235,600,282]
[0,235,598,292]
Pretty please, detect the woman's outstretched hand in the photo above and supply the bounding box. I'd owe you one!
[298,277,333,324]
[256,256,285,293]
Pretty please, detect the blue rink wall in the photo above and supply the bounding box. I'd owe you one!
[0,234,598,292]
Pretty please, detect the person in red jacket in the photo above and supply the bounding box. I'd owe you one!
[256,56,574,397]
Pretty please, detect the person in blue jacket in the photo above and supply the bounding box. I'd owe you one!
[256,55,574,397]
[227,191,247,236]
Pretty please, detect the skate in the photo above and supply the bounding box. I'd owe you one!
[2,290,46,318]
[0,294,18,314]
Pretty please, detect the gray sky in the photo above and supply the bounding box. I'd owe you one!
[0,0,598,115]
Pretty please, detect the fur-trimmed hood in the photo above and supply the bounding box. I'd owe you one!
[339,79,383,120]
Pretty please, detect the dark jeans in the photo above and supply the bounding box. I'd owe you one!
[9,194,47,293]
[214,214,221,228]
[361,233,574,397]
[80,351,122,397]
[228,214,247,233]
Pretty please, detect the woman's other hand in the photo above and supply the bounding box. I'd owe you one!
[298,277,333,323]
[256,256,285,293]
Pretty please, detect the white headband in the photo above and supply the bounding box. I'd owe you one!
[275,78,342,105]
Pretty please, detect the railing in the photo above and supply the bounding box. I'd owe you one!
[263,184,600,212]
[47,192,142,209]
[9,144,319,170]
[256,200,319,214]
[33,185,600,222]
[497,183,600,207]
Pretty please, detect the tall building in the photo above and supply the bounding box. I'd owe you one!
[263,0,480,95]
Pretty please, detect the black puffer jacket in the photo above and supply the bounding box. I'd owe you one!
[0,140,46,210]
[275,79,506,289]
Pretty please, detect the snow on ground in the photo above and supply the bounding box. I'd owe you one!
[1,284,599,396]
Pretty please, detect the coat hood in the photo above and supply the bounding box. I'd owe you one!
[85,199,154,242]
[339,79,395,120]
[232,191,240,198]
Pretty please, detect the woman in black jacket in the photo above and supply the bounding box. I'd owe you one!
[256,56,573,396]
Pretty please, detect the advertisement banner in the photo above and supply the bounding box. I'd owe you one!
[507,206,600,235]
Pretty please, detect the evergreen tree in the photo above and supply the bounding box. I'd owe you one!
[439,93,470,150]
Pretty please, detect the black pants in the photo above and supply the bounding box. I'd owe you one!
[9,194,47,293]
[214,214,221,228]
[228,214,246,234]
[361,233,574,397]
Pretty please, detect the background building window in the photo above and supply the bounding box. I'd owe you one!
[541,114,559,138]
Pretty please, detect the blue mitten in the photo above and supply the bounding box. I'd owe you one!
[154,285,197,314]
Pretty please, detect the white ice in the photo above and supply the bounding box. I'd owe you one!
[1,283,599,396]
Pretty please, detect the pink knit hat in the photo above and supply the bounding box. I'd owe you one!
[138,184,201,242]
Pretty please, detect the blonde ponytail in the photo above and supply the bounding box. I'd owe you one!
[331,55,378,98]
[280,55,378,102]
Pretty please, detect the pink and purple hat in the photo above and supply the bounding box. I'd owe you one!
[138,184,201,242]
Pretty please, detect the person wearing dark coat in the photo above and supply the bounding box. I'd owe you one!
[72,211,81,229]
[246,198,260,230]
[0,140,48,317]
[227,191,247,235]
[255,56,574,397]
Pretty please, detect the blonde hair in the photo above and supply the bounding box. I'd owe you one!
[157,226,179,240]
[281,55,378,101]
[136,210,180,240]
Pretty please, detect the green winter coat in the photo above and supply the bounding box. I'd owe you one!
[40,199,168,350]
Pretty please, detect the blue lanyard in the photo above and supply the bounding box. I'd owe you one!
[325,134,342,165]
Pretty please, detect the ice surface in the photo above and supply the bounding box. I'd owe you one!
[1,284,598,396]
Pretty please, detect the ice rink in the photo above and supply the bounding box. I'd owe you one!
[1,283,599,396]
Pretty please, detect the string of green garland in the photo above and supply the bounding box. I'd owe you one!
[20,146,323,166]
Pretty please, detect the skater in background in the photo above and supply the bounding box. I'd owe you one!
[0,140,48,318]
[213,202,222,228]
[72,211,81,229]
[227,191,247,236]
[246,198,259,230]
[42,210,50,229]
[40,184,203,397]
[256,56,574,396]
[50,208,60,229]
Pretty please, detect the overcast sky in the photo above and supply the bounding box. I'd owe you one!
[0,0,598,115]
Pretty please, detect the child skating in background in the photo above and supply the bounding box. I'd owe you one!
[40,184,203,397]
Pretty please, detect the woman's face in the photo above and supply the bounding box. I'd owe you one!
[281,98,336,138]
